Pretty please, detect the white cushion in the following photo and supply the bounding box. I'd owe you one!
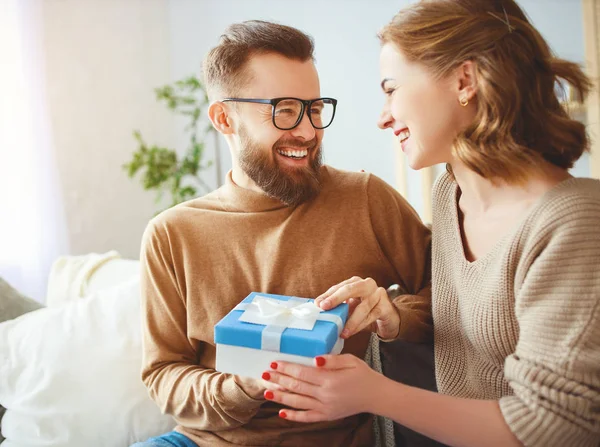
[0,277,176,446]
[46,251,122,307]
[85,259,140,296]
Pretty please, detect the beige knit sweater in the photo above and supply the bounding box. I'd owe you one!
[432,172,600,447]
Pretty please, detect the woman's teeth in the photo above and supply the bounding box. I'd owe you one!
[277,149,308,159]
[398,130,411,143]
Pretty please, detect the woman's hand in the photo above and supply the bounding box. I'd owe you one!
[261,354,381,422]
[316,276,400,340]
[234,375,284,400]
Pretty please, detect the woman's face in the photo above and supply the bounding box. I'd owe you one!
[378,43,473,170]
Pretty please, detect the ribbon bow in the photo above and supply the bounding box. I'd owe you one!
[234,295,344,352]
[250,296,321,320]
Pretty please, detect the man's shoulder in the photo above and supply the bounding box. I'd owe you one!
[322,165,368,188]
[322,165,397,198]
[143,188,225,237]
[319,166,421,225]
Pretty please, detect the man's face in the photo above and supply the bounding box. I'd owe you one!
[230,53,325,206]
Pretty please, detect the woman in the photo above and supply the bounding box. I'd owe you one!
[260,1,600,446]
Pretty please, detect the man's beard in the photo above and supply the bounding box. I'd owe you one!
[238,125,323,207]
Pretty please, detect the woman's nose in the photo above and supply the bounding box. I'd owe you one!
[378,108,393,130]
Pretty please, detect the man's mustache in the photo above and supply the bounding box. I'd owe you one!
[273,137,318,150]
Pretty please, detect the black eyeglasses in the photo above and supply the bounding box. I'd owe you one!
[221,97,338,130]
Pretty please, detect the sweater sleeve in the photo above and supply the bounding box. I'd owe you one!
[499,204,600,447]
[139,218,265,431]
[367,174,433,343]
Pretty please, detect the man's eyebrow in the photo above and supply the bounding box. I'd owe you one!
[380,78,394,90]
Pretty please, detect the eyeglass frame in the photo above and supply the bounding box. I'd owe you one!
[220,97,338,130]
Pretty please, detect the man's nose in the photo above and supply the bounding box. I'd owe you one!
[290,109,317,140]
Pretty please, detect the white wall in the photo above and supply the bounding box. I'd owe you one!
[41,0,173,259]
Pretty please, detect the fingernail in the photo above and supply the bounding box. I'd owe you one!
[320,300,329,309]
[315,356,326,367]
[279,410,287,418]
[360,169,365,172]
[264,390,274,400]
[262,372,271,381]
[270,362,278,370]
[341,329,350,338]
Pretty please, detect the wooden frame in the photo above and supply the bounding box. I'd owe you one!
[583,0,600,178]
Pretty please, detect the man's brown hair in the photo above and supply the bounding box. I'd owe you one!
[203,20,315,101]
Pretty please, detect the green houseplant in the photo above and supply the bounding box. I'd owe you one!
[124,75,223,211]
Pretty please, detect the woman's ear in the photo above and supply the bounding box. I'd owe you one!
[456,60,478,103]
[208,101,235,135]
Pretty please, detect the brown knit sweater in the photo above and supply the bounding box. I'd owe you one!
[432,172,600,447]
[140,166,431,447]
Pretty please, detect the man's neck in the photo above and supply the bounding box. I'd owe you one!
[231,166,263,194]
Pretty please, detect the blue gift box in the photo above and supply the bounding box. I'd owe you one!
[214,292,349,357]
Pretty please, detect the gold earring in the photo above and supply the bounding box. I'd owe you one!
[459,97,469,107]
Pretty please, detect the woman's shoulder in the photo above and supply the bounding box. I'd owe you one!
[520,177,600,254]
[547,176,600,199]
[532,177,600,225]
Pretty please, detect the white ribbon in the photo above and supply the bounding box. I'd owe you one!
[234,295,344,353]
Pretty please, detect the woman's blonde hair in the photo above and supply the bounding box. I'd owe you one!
[379,0,592,182]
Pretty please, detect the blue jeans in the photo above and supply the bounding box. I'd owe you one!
[131,431,198,447]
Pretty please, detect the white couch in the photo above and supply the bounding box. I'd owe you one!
[0,254,176,447]
[0,253,394,447]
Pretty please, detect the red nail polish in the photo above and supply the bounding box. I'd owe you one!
[264,390,274,400]
[262,372,271,381]
[270,362,278,370]
[279,410,288,418]
[315,356,326,367]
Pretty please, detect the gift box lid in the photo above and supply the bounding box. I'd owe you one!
[214,292,348,357]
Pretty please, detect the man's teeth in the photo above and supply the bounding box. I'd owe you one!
[277,149,308,159]
[398,130,410,143]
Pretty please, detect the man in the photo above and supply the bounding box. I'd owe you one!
[135,20,431,447]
